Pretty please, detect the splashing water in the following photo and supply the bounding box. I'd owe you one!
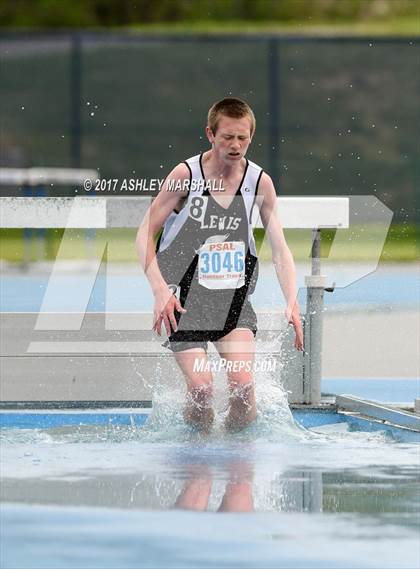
[137,341,308,444]
[0,328,405,449]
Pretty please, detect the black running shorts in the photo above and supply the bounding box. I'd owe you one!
[163,295,257,353]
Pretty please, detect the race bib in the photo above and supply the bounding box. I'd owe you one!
[198,241,245,290]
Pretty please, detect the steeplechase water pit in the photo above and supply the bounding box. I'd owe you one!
[1,191,419,568]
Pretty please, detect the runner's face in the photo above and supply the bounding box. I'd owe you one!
[207,116,253,163]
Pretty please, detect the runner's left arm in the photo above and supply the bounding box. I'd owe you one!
[258,173,304,350]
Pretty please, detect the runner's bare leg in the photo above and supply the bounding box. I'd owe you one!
[174,348,214,431]
[215,328,256,431]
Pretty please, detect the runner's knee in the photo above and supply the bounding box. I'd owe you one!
[227,366,253,386]
[229,379,254,401]
[187,383,213,409]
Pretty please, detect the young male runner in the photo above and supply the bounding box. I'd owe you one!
[136,98,303,431]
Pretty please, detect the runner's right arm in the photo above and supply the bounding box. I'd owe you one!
[135,163,190,335]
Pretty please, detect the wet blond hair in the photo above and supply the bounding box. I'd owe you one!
[207,97,256,136]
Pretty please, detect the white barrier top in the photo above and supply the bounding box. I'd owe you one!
[0,196,349,229]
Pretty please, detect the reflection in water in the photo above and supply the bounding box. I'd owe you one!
[174,462,255,513]
[2,434,418,521]
[1,349,419,522]
[2,421,420,569]
[1,456,323,513]
[2,366,419,569]
[171,462,323,514]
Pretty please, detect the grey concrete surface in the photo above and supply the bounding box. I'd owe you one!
[322,309,419,379]
[1,309,418,405]
[0,312,302,403]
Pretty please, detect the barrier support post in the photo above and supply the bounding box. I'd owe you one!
[303,229,327,405]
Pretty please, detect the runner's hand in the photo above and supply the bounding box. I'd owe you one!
[285,304,304,352]
[153,287,186,336]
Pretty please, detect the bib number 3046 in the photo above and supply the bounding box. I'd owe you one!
[198,241,245,290]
